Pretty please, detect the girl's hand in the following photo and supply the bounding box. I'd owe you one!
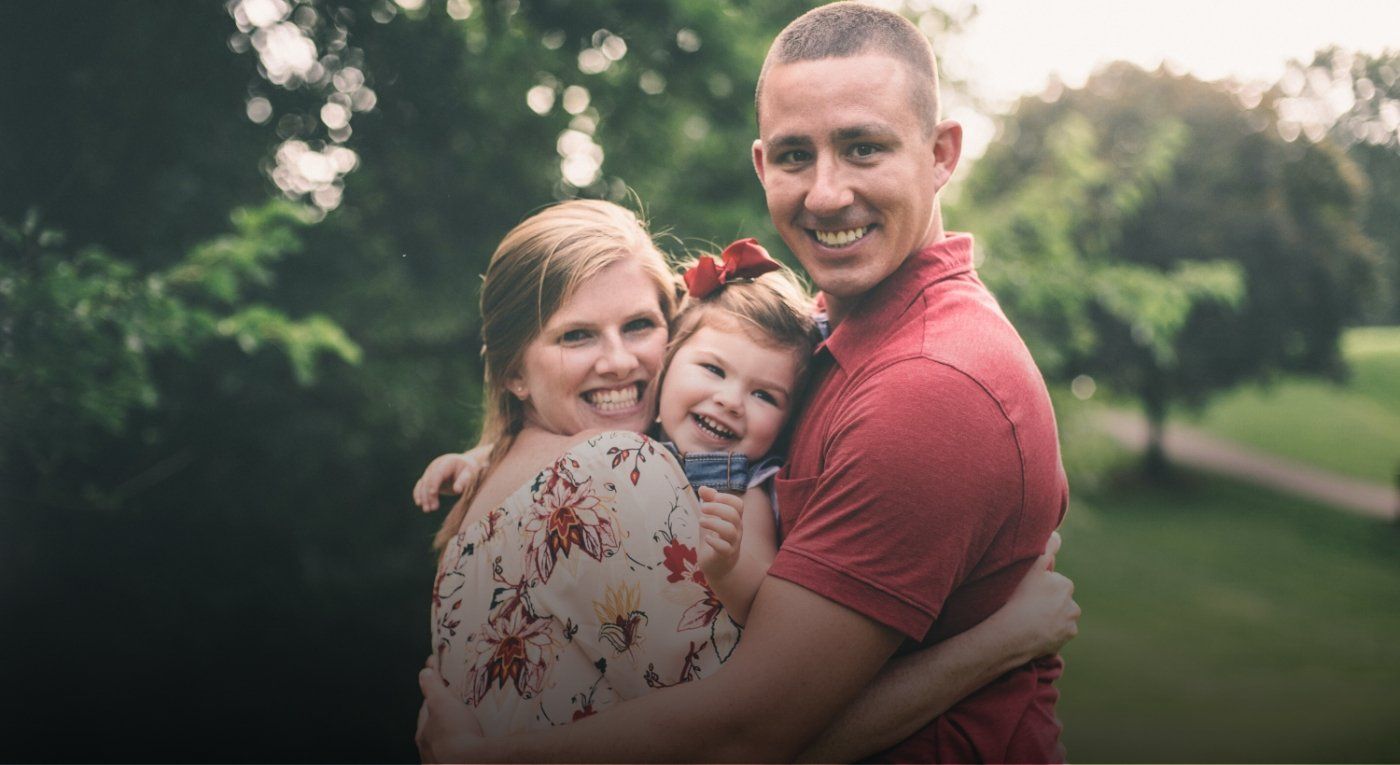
[412,444,492,512]
[993,531,1080,661]
[696,485,745,581]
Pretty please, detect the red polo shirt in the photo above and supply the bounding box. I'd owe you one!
[769,234,1069,763]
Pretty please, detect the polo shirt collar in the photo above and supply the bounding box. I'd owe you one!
[819,233,975,369]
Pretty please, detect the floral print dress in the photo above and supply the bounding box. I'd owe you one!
[431,431,741,734]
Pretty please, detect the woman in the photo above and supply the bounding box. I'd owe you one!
[424,199,1077,758]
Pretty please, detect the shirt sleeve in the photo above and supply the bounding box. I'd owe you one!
[767,359,1027,641]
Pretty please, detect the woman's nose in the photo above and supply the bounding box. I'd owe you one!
[595,334,638,376]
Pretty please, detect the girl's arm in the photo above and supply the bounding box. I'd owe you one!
[698,485,777,625]
[411,443,493,512]
[796,537,1079,763]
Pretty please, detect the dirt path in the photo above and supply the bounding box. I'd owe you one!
[1095,409,1398,521]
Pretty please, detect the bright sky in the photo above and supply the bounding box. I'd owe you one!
[940,0,1400,157]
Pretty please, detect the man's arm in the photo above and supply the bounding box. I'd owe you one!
[419,576,903,763]
[798,536,1078,763]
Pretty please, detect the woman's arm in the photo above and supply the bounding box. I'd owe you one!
[797,537,1079,763]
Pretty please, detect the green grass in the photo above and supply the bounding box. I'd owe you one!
[1190,326,1400,484]
[1055,470,1400,762]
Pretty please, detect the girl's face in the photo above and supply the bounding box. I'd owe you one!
[658,323,802,459]
[513,259,669,437]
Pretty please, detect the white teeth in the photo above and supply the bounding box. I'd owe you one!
[692,413,737,440]
[585,385,640,411]
[813,226,869,247]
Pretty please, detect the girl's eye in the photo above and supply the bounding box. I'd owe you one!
[560,329,591,344]
[700,363,724,377]
[754,390,779,406]
[623,317,656,333]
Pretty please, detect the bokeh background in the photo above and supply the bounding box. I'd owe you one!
[2,1,1398,761]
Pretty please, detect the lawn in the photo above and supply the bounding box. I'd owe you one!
[1188,326,1400,485]
[1054,468,1400,762]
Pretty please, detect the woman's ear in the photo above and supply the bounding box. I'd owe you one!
[506,376,529,401]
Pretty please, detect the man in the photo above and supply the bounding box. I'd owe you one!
[419,3,1069,761]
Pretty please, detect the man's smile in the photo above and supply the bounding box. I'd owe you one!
[811,225,872,248]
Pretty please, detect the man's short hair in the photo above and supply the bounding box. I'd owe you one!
[755,2,941,134]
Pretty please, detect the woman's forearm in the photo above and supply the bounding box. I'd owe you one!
[796,610,1032,763]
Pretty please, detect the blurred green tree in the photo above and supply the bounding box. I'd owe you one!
[1273,47,1400,324]
[0,0,978,759]
[956,63,1379,476]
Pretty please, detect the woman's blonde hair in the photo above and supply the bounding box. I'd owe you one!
[434,199,679,551]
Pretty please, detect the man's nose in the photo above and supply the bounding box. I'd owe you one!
[804,155,854,217]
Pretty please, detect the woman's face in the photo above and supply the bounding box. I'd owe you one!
[512,258,669,437]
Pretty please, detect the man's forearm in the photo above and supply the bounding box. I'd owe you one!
[797,611,1033,763]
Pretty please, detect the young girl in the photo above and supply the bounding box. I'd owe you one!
[415,238,815,624]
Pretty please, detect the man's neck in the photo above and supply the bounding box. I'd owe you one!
[823,293,861,329]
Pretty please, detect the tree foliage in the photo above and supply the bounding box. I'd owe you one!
[1273,47,1400,323]
[957,64,1378,471]
[1,203,359,475]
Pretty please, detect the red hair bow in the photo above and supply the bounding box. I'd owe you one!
[683,238,782,299]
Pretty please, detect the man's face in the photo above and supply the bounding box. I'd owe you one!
[753,54,958,305]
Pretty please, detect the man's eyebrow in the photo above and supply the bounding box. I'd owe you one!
[766,133,812,150]
[834,123,897,141]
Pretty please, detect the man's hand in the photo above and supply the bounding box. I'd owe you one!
[415,656,485,763]
[696,485,745,581]
[412,445,492,512]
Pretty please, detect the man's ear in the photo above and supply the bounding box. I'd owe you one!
[752,138,767,185]
[930,119,963,190]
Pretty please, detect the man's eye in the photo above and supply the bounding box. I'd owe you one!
[851,143,880,158]
[701,363,724,377]
[778,149,812,165]
[560,329,591,344]
[624,318,656,333]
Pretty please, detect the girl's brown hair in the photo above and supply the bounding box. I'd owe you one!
[663,256,819,404]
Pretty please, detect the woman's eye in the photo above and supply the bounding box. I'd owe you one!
[700,363,724,377]
[560,329,591,344]
[624,318,656,333]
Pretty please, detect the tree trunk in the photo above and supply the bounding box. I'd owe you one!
[1141,387,1172,482]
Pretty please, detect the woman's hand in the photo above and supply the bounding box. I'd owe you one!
[989,531,1080,662]
[696,485,745,581]
[416,655,485,763]
[412,444,492,512]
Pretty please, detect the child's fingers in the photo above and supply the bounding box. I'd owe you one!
[699,501,742,530]
[414,475,432,511]
[452,466,474,495]
[700,515,740,547]
[697,486,743,513]
[703,534,735,560]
